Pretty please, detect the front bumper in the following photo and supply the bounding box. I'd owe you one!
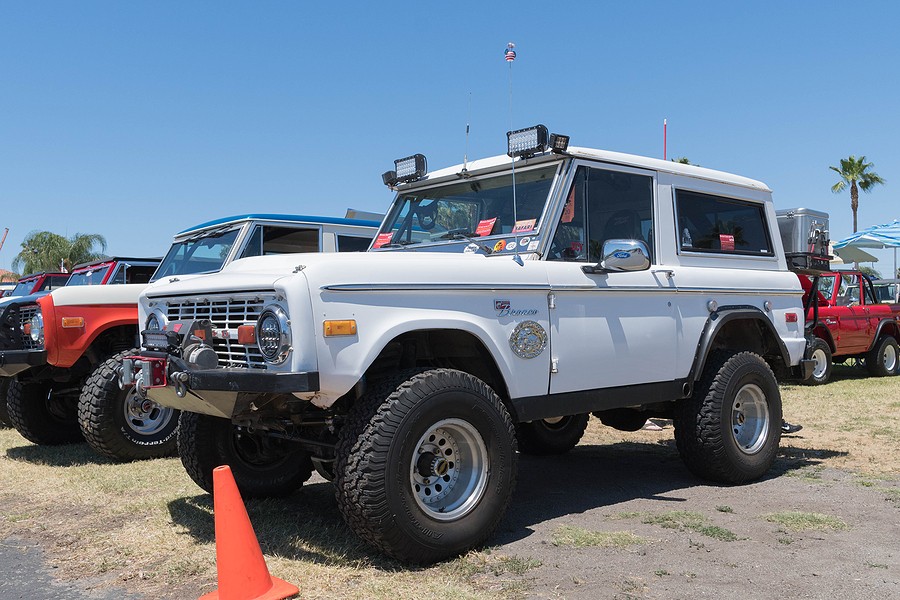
[126,354,320,419]
[0,350,47,377]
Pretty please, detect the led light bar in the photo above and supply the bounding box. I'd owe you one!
[141,329,179,352]
[549,133,570,153]
[507,125,549,158]
[382,153,427,187]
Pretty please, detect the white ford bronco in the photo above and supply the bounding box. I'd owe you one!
[126,125,813,563]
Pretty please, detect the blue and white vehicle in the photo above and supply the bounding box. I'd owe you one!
[125,126,814,564]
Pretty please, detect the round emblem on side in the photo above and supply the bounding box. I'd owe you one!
[509,320,547,359]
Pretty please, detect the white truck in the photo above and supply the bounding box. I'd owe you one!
[125,125,813,563]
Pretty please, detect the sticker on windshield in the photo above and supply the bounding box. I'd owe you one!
[373,233,393,249]
[464,243,479,253]
[506,241,517,251]
[493,239,507,252]
[512,219,536,234]
[527,240,539,251]
[519,237,530,246]
[475,218,497,237]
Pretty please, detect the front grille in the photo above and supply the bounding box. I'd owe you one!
[19,304,43,351]
[163,295,269,369]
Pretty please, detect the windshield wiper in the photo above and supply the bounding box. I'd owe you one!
[440,229,494,254]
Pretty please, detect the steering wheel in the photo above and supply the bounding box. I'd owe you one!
[416,205,436,230]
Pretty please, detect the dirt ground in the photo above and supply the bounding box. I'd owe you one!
[2,366,899,599]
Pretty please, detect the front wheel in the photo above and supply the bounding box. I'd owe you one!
[866,337,900,377]
[516,414,589,455]
[78,351,179,461]
[335,369,517,564]
[0,378,11,427]
[7,379,83,445]
[801,337,833,385]
[177,411,313,497]
[674,351,781,484]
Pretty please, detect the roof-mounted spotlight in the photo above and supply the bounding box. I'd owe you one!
[507,124,549,158]
[549,133,570,153]
[382,153,428,187]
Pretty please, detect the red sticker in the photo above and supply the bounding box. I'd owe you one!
[719,234,735,251]
[475,218,497,237]
[373,233,394,248]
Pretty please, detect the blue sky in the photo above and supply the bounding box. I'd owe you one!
[2,1,898,274]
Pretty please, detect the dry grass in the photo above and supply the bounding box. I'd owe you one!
[1,366,898,598]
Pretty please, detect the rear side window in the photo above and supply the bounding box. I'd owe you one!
[676,190,773,256]
[337,235,372,252]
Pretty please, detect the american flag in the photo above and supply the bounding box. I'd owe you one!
[505,42,516,62]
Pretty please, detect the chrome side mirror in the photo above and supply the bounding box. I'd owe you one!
[583,239,650,274]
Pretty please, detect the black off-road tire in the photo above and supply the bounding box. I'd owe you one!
[335,368,518,565]
[674,350,782,484]
[7,379,83,445]
[177,411,313,497]
[866,336,900,377]
[516,414,589,455]
[78,351,179,461]
[802,337,833,386]
[0,378,11,427]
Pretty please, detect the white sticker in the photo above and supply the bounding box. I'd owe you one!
[519,237,530,246]
[506,241,517,251]
[464,243,479,253]
[527,240,539,251]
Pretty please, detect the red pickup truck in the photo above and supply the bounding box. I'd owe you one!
[798,270,900,384]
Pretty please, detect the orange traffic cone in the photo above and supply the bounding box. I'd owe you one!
[199,465,299,600]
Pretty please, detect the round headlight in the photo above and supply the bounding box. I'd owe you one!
[146,312,163,331]
[30,313,44,344]
[256,306,291,364]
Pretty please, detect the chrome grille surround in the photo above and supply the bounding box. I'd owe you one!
[161,293,281,369]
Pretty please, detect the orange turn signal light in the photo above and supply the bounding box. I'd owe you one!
[323,320,357,337]
[237,325,256,344]
[23,323,31,335]
[61,317,85,328]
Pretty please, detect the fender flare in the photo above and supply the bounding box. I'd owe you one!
[869,318,900,351]
[687,305,792,385]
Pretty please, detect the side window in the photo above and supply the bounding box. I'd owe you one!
[676,190,773,256]
[125,265,156,284]
[240,226,320,258]
[337,235,372,252]
[836,273,860,306]
[549,166,654,262]
[44,276,70,290]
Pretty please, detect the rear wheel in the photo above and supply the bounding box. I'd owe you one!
[866,337,899,377]
[802,337,832,385]
[674,351,781,484]
[177,411,313,497]
[516,414,589,455]
[7,379,83,445]
[335,368,517,564]
[78,351,179,461]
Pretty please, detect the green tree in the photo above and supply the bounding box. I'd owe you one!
[12,231,107,274]
[829,156,885,233]
[671,157,693,165]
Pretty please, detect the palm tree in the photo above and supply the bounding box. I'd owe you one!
[12,231,107,274]
[829,156,885,233]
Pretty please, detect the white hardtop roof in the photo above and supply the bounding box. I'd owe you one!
[410,147,770,193]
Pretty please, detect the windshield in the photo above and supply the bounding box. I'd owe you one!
[375,165,558,251]
[10,280,35,296]
[66,264,112,286]
[151,226,242,282]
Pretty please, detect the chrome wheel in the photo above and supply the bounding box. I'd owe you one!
[411,418,488,522]
[123,387,175,436]
[731,383,770,455]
